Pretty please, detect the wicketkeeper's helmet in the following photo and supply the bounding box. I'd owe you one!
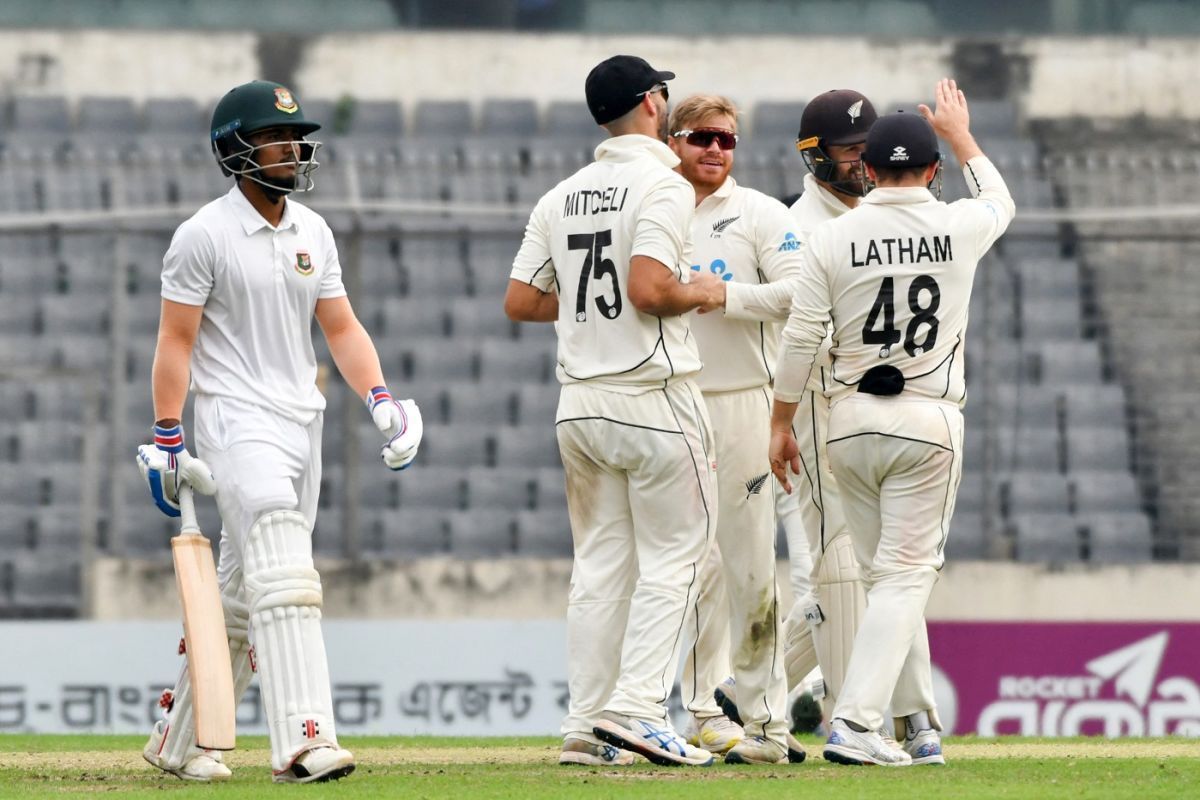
[795,89,877,196]
[209,80,322,193]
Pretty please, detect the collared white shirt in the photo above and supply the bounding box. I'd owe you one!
[511,134,700,393]
[775,156,1015,406]
[161,185,346,424]
[687,176,803,393]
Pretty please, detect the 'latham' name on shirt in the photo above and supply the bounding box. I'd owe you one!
[850,235,952,268]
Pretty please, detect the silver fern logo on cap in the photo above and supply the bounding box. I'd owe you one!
[847,99,864,123]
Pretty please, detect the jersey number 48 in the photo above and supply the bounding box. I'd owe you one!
[862,275,941,358]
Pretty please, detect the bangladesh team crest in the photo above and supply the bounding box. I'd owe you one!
[295,251,313,275]
[274,87,298,113]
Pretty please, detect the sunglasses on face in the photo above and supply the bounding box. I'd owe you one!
[638,82,670,102]
[671,128,739,151]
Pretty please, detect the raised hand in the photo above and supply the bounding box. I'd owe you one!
[918,78,969,140]
[917,78,982,164]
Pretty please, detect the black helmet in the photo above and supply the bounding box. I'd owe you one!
[795,89,877,196]
[210,80,322,193]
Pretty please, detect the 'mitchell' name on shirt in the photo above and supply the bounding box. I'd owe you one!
[563,186,629,218]
[850,235,952,268]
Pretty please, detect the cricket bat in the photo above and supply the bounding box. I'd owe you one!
[172,484,236,751]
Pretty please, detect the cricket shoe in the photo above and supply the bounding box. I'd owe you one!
[783,732,808,764]
[684,713,743,754]
[559,735,635,766]
[142,721,232,782]
[593,711,714,766]
[900,727,945,765]
[273,746,356,784]
[713,677,743,725]
[823,719,912,767]
[713,680,807,763]
[881,729,905,754]
[724,735,788,765]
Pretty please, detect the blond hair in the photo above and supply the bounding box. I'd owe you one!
[668,95,741,135]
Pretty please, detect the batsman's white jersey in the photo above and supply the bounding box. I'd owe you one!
[510,134,716,739]
[775,155,1014,732]
[157,186,349,771]
[512,134,702,391]
[680,178,797,745]
[162,186,346,424]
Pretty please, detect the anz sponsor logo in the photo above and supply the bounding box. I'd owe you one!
[777,232,802,252]
[975,632,1200,737]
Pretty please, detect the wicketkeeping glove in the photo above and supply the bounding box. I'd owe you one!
[135,422,217,517]
[366,386,423,471]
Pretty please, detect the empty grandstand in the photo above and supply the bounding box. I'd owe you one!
[0,1,1195,621]
[0,85,1172,618]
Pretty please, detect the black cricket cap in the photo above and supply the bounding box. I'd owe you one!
[585,55,675,125]
[797,89,877,149]
[863,112,940,168]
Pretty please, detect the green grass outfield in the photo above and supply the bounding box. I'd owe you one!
[1,735,1198,798]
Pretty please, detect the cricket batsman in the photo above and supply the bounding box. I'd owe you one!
[136,80,423,782]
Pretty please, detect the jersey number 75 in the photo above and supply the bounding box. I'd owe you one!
[568,229,623,322]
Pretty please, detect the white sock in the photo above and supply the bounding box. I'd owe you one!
[905,711,932,736]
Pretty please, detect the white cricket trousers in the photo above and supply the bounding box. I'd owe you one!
[826,394,963,731]
[681,386,788,743]
[193,395,322,579]
[555,379,716,738]
[193,393,336,757]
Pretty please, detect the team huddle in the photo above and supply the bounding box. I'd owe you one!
[507,56,1013,768]
[136,54,1013,782]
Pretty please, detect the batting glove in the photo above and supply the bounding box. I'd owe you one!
[135,422,217,517]
[366,386,423,471]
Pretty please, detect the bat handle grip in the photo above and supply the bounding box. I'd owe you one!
[178,484,201,536]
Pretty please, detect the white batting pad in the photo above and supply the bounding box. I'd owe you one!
[811,533,867,717]
[243,510,337,772]
[783,612,819,694]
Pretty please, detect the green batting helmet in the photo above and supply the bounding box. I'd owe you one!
[210,80,322,191]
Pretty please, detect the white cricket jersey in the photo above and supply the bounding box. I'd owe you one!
[510,134,701,393]
[687,177,803,393]
[723,173,853,394]
[775,156,1015,406]
[161,185,347,424]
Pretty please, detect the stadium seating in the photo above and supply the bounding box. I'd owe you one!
[750,101,806,142]
[945,510,987,559]
[480,99,540,137]
[1012,513,1081,562]
[0,92,1164,617]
